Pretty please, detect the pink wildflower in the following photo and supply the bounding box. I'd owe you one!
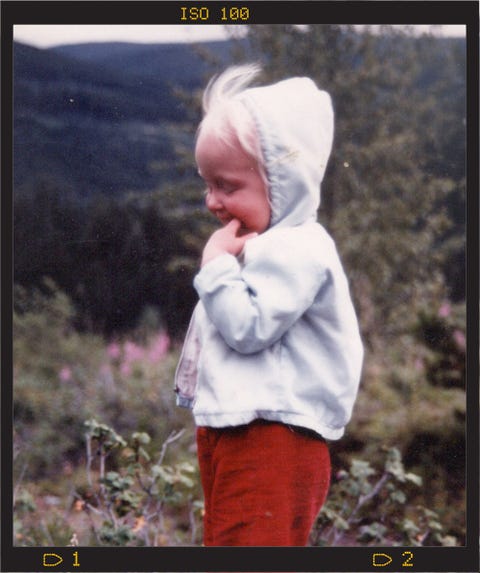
[107,342,121,360]
[453,329,466,351]
[414,358,424,372]
[147,332,170,364]
[123,341,145,363]
[59,366,72,382]
[120,362,132,377]
[438,301,451,318]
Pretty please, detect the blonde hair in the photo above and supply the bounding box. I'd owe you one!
[198,64,266,175]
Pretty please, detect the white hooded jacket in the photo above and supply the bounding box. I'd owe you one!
[174,76,364,440]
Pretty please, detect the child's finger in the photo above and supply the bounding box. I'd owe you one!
[225,218,242,234]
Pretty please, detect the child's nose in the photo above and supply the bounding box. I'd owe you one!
[205,189,222,211]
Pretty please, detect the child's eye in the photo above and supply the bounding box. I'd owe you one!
[216,180,236,194]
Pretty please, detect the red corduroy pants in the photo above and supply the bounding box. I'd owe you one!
[196,419,331,546]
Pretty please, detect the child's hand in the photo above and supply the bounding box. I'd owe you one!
[201,219,258,267]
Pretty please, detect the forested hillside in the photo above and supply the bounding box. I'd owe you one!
[13,26,467,548]
[14,40,234,198]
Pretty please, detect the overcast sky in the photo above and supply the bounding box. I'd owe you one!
[14,25,241,47]
[14,24,466,49]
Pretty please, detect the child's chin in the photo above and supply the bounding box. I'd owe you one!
[238,225,253,236]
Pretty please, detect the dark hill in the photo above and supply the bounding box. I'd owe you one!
[14,41,128,87]
[14,41,195,123]
[13,40,236,198]
[51,41,235,88]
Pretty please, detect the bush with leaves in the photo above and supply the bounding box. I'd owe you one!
[413,300,465,389]
[311,447,457,547]
[74,419,202,546]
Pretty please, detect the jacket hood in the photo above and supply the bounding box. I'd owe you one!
[240,77,334,229]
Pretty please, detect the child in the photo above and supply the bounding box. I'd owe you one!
[175,64,364,546]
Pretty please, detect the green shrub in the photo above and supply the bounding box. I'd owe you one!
[76,419,202,546]
[311,447,457,547]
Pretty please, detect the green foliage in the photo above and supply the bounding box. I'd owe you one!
[14,420,202,547]
[77,420,202,546]
[311,447,457,547]
[14,278,83,376]
[84,419,128,451]
[413,301,465,388]
[14,181,200,338]
[14,488,75,546]
[13,281,191,481]
[14,279,105,476]
[347,309,465,543]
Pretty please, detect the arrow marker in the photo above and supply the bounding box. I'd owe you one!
[373,553,393,567]
[43,553,63,567]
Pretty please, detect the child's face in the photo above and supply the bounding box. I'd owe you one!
[195,129,271,234]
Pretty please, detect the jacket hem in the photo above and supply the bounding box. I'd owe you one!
[192,410,345,441]
[176,395,194,409]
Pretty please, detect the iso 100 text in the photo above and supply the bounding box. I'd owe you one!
[180,6,250,22]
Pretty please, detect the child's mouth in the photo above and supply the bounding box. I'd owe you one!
[217,215,253,235]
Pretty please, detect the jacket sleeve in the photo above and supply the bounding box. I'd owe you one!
[193,233,327,354]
